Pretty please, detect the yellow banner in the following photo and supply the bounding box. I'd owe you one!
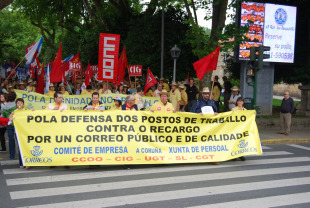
[14,110,262,166]
[15,90,159,110]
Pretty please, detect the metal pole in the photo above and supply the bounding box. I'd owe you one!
[173,58,176,82]
[160,0,165,78]
[253,70,257,109]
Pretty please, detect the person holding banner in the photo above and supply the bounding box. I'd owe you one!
[190,87,218,115]
[83,92,105,111]
[110,96,122,110]
[13,98,31,168]
[122,95,138,111]
[150,90,175,112]
[46,92,68,111]
[231,97,247,161]
[45,84,55,97]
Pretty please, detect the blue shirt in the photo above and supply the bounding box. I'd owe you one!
[190,98,218,113]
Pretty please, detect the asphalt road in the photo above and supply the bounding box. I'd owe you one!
[1,143,310,208]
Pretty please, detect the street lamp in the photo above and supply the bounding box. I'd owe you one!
[170,45,181,82]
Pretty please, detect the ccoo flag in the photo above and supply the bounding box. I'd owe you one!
[144,68,158,95]
[193,45,221,81]
[25,36,43,65]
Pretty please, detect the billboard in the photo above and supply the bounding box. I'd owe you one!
[239,2,296,63]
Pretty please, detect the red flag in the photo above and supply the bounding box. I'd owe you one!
[117,46,128,86]
[84,62,92,86]
[97,33,120,82]
[36,63,45,94]
[193,45,221,81]
[144,68,158,95]
[50,44,63,83]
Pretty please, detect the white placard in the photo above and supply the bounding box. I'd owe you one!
[201,106,214,114]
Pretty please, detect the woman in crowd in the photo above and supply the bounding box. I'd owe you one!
[14,98,30,169]
[231,97,246,161]
[116,84,124,94]
[59,83,69,95]
[110,96,122,110]
[123,84,130,94]
[0,93,8,152]
[128,83,136,94]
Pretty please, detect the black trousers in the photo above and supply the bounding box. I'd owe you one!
[0,127,6,151]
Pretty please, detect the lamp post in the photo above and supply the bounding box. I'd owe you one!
[170,45,181,82]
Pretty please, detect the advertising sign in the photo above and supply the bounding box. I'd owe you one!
[239,2,296,63]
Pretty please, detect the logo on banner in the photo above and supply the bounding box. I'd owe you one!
[31,145,43,157]
[98,33,120,82]
[275,8,287,25]
[237,139,248,149]
[128,65,142,76]
[69,61,81,71]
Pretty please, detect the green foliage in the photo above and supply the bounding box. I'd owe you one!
[0,8,41,64]
[125,6,197,80]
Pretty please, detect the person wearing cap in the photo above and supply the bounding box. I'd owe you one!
[190,87,218,115]
[19,81,27,91]
[186,78,199,112]
[99,83,112,94]
[45,84,55,97]
[73,82,82,95]
[150,90,175,112]
[223,76,233,111]
[122,95,138,111]
[83,92,105,111]
[159,78,170,92]
[179,84,188,112]
[110,96,122,110]
[228,86,242,110]
[46,91,68,110]
[26,79,36,92]
[211,75,222,113]
[8,85,14,92]
[135,87,145,110]
[153,83,163,97]
[59,83,69,95]
[123,84,130,94]
[81,85,94,95]
[170,82,181,111]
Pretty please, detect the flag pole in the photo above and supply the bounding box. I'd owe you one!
[5,56,26,81]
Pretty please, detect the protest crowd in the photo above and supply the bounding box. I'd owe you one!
[0,37,249,169]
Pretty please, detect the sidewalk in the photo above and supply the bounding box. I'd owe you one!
[258,128,310,145]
